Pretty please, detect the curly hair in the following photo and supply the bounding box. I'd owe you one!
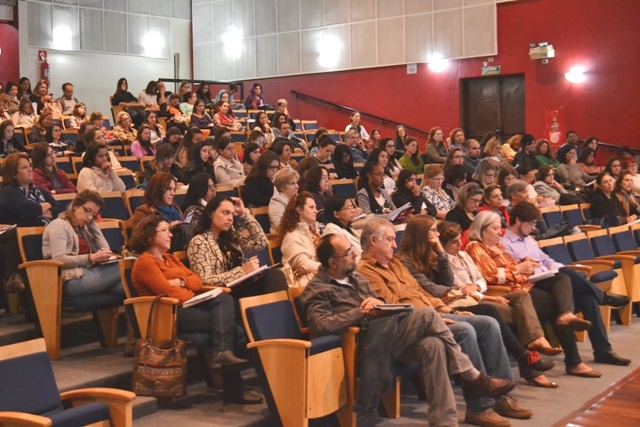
[279,191,314,235]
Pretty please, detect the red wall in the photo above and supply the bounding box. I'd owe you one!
[0,21,20,89]
[253,0,640,149]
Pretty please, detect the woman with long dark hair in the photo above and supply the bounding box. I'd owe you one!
[303,166,332,222]
[425,127,448,164]
[322,194,363,261]
[242,151,279,207]
[367,147,395,194]
[332,144,358,179]
[111,77,145,127]
[31,143,77,194]
[392,169,436,217]
[188,195,286,296]
[182,172,217,225]
[130,124,156,158]
[399,137,424,175]
[356,162,396,215]
[131,172,183,227]
[183,141,215,182]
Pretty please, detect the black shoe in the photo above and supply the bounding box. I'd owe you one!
[594,351,631,366]
[602,292,630,309]
[211,350,249,372]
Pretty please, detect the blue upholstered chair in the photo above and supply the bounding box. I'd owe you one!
[17,227,124,360]
[330,179,357,198]
[239,290,351,427]
[0,338,135,427]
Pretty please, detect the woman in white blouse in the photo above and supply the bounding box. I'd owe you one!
[420,164,454,219]
[213,137,246,186]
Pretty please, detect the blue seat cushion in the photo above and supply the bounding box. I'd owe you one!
[309,335,342,356]
[0,352,61,414]
[46,402,110,427]
[63,293,124,311]
[590,270,618,283]
[246,300,304,341]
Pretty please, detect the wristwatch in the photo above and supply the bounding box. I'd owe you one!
[179,278,186,288]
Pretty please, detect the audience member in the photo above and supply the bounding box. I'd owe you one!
[424,127,448,164]
[181,173,217,225]
[269,168,300,234]
[214,137,246,186]
[356,162,396,215]
[77,143,126,192]
[398,137,424,175]
[31,143,77,194]
[392,169,436,217]
[331,143,358,179]
[242,151,279,207]
[421,164,454,219]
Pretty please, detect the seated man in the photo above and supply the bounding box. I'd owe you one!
[301,234,515,427]
[357,218,528,427]
[502,201,631,366]
[344,128,368,163]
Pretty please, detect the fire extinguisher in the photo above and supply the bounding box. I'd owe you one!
[40,52,50,85]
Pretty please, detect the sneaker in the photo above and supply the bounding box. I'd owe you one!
[462,372,516,399]
[465,408,511,427]
[493,396,533,419]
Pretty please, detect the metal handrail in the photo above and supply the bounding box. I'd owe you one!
[291,90,429,136]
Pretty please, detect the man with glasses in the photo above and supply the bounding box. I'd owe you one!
[344,128,368,163]
[502,201,631,367]
[301,233,516,426]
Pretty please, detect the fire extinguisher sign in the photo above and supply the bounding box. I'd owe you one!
[543,106,565,145]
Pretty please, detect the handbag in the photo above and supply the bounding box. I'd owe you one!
[132,295,187,397]
[540,219,575,239]
[169,223,194,253]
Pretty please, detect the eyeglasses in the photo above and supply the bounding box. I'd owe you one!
[428,227,438,233]
[335,246,355,258]
[469,198,482,204]
[82,205,99,218]
[340,204,356,211]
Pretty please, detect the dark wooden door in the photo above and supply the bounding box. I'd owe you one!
[461,75,525,143]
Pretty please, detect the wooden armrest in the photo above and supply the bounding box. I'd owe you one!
[0,412,51,426]
[201,285,232,294]
[60,387,136,402]
[247,338,312,350]
[18,260,64,270]
[576,225,600,232]
[567,264,591,273]
[597,255,636,266]
[574,260,615,268]
[618,250,640,256]
[485,286,511,296]
[123,296,179,306]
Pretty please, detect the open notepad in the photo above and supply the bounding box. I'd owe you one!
[182,287,224,308]
[225,263,283,288]
[373,304,414,312]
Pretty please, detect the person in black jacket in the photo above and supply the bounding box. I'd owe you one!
[182,141,215,183]
[444,183,484,233]
[392,169,437,217]
[242,151,279,207]
[513,134,539,169]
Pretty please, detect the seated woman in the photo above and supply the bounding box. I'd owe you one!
[189,99,214,131]
[535,139,559,168]
[615,170,640,222]
[0,120,27,157]
[472,161,498,190]
[254,111,274,145]
[424,127,447,164]
[179,91,197,116]
[195,81,212,107]
[344,112,369,141]
[533,165,585,206]
[392,169,437,217]
[31,143,77,194]
[156,125,181,152]
[174,127,204,168]
[322,194,364,261]
[45,123,71,156]
[622,156,640,196]
[379,138,402,180]
[356,162,396,215]
[398,137,424,175]
[269,168,299,234]
[111,77,145,127]
[272,139,297,170]
[77,143,126,193]
[5,82,20,115]
[28,110,54,143]
[144,144,187,185]
[513,134,539,170]
[604,156,622,181]
[182,172,217,225]
[29,79,51,115]
[130,124,156,158]
[481,136,508,170]
[367,147,396,194]
[243,83,265,110]
[213,101,242,132]
[331,143,358,179]
[137,81,158,111]
[443,147,464,172]
[188,195,287,297]
[444,164,467,202]
[132,172,183,227]
[280,192,321,286]
[43,190,124,297]
[303,166,332,223]
[241,142,261,176]
[130,215,255,398]
[477,185,510,229]
[444,182,483,234]
[421,164,455,219]
[183,142,215,183]
[397,216,557,387]
[145,111,164,144]
[556,147,597,187]
[577,147,601,176]
[500,135,521,164]
[213,137,246,186]
[466,210,600,379]
[11,98,37,129]
[242,151,279,208]
[112,111,137,145]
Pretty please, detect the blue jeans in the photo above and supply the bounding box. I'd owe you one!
[63,262,124,296]
[444,313,511,412]
[177,293,237,357]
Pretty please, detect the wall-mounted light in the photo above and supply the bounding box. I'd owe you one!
[565,66,586,83]
[529,42,555,60]
[223,27,243,60]
[53,25,72,50]
[317,35,341,68]
[427,54,448,73]
[143,31,164,58]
